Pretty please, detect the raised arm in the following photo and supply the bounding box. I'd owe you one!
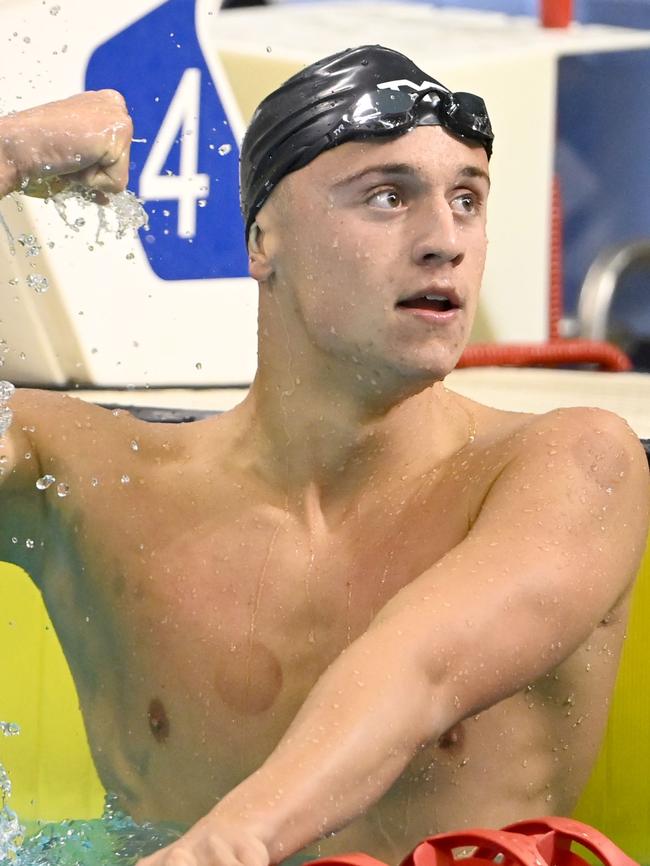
[139,408,650,866]
[0,90,132,200]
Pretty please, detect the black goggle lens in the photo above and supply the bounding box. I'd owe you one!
[340,87,493,154]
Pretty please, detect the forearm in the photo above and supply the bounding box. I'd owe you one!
[0,115,19,198]
[214,622,450,862]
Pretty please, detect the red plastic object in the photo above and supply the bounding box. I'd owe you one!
[457,340,633,372]
[549,175,564,341]
[303,816,638,866]
[541,0,573,27]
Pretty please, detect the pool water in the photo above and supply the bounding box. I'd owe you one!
[16,799,182,865]
[1,728,181,866]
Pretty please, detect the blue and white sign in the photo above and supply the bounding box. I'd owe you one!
[86,0,249,282]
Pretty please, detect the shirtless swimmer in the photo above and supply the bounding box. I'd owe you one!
[0,47,648,866]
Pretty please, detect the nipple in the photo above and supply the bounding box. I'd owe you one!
[147,698,170,743]
[437,722,464,750]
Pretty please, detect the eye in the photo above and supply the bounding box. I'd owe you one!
[451,192,480,216]
[368,189,404,210]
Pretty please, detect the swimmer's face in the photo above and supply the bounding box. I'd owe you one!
[253,125,489,383]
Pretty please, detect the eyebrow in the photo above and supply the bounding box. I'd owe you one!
[331,161,491,190]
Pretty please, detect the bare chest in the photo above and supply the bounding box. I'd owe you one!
[38,467,478,811]
[78,470,475,704]
[35,450,625,829]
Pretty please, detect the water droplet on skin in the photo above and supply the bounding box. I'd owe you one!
[56,482,69,498]
[36,474,56,490]
[130,440,139,452]
[121,474,130,484]
[218,144,232,156]
[91,477,99,487]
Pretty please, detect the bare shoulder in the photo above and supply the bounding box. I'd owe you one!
[0,388,217,575]
[2,388,183,493]
[0,388,107,568]
[453,397,649,560]
[1,388,86,491]
[463,395,647,477]
[503,403,647,480]
[7,387,119,474]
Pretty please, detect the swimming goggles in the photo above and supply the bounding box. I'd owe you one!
[326,87,494,157]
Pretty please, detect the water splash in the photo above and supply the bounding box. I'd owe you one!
[0,721,25,861]
[0,380,15,438]
[0,723,181,865]
[26,273,49,293]
[0,381,14,403]
[14,796,183,866]
[17,234,41,257]
[51,188,148,244]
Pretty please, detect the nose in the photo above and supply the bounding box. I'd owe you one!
[411,198,465,268]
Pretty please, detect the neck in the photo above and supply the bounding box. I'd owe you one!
[231,350,473,515]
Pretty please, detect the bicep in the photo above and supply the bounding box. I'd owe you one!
[375,408,650,724]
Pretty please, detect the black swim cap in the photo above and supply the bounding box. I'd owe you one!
[240,44,494,242]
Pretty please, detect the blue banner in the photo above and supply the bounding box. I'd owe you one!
[86,0,249,281]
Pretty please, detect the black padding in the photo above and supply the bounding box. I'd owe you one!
[100,404,218,423]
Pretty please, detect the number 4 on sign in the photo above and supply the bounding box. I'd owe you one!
[139,67,210,239]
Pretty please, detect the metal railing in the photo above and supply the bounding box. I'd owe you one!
[576,240,650,342]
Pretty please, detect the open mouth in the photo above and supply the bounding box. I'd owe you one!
[397,293,458,313]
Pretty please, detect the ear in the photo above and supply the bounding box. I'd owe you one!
[248,222,274,282]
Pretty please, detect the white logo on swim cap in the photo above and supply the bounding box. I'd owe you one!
[377,78,447,94]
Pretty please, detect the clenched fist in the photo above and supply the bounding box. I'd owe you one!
[0,89,133,200]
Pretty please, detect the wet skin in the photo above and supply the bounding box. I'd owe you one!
[0,390,643,862]
[1,126,649,865]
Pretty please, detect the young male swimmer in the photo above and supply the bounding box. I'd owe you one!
[0,46,649,866]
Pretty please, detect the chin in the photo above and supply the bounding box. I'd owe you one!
[393,349,463,382]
